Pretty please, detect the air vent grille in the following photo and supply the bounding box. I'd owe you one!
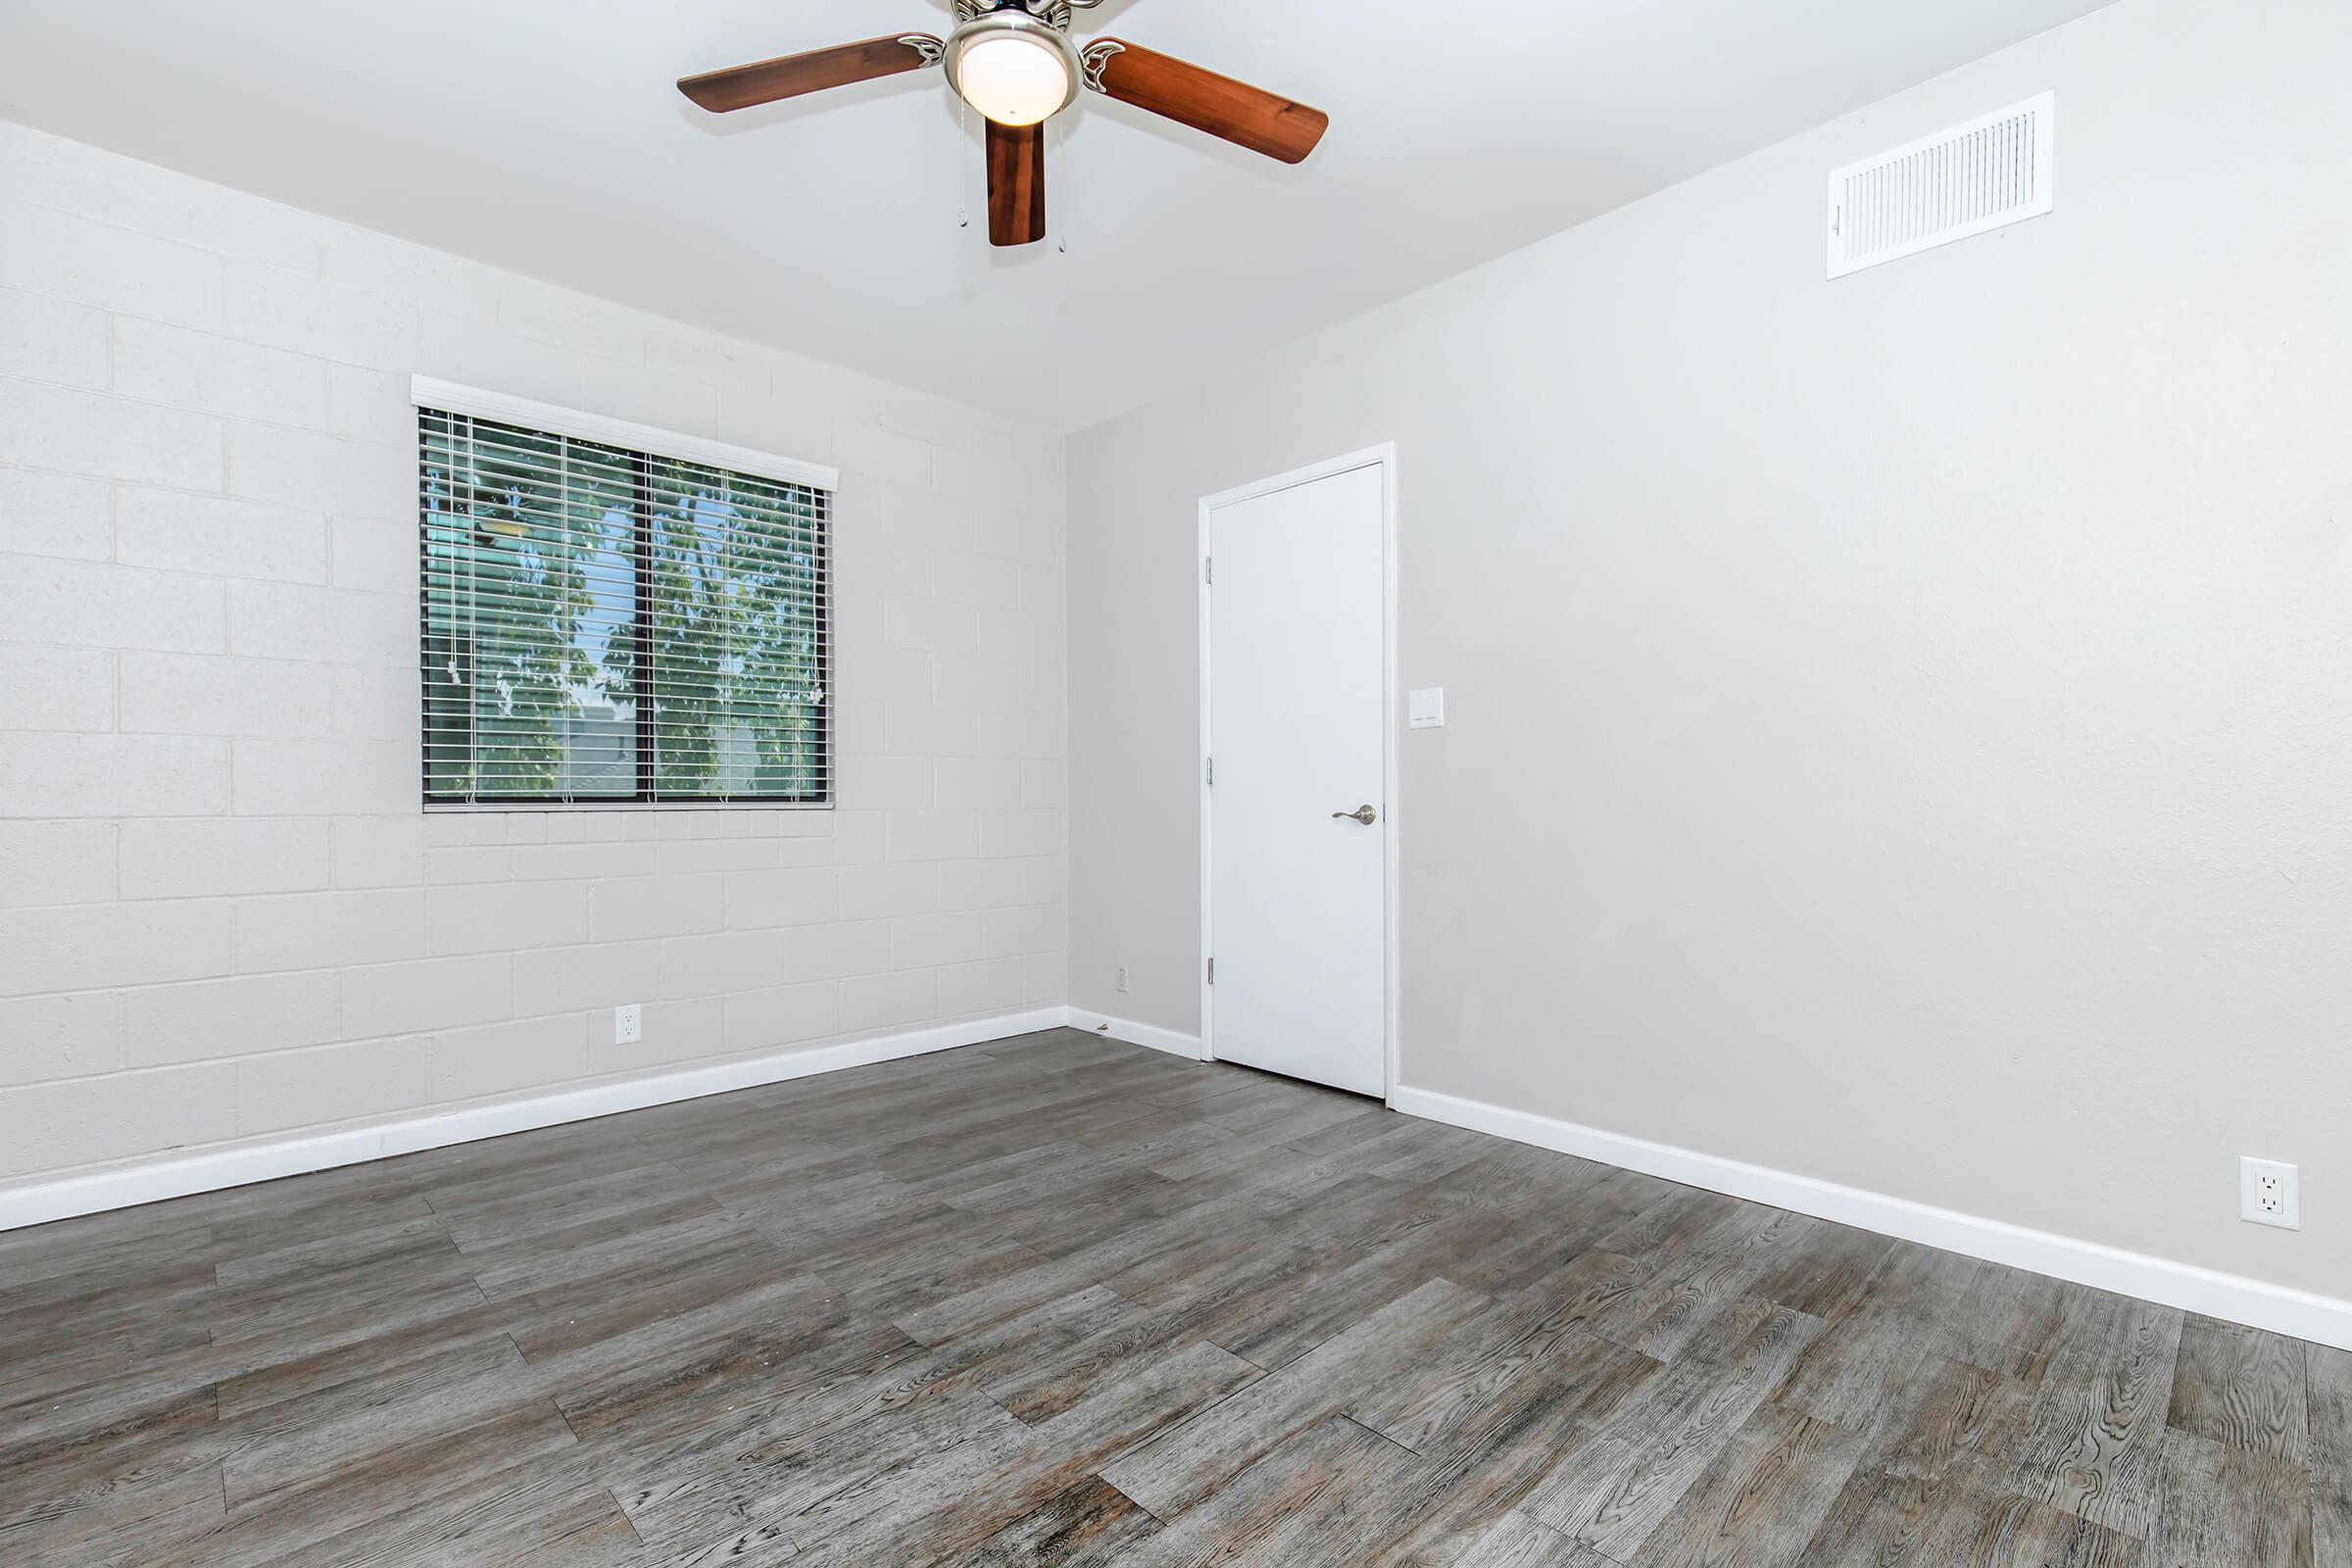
[1828,92,2054,278]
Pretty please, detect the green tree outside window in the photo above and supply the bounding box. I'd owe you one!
[421,411,829,806]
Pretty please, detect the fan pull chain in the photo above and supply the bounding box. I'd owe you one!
[1055,109,1069,254]
[956,94,971,231]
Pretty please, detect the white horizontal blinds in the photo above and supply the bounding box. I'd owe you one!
[643,456,829,801]
[418,408,830,806]
[418,411,638,804]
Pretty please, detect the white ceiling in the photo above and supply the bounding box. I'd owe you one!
[0,0,2112,431]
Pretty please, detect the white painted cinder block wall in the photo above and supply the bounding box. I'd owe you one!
[0,121,1067,1185]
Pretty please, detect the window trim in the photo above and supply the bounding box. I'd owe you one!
[410,378,839,493]
[412,378,838,813]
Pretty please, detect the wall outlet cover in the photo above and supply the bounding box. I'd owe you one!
[2240,1156,2299,1231]
[1114,964,1131,994]
[614,1004,644,1046]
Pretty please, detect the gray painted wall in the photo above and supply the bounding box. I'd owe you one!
[1068,0,2352,1298]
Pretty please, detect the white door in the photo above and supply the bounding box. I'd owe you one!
[1207,460,1387,1096]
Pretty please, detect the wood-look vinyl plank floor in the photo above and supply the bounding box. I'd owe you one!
[0,1028,2327,1565]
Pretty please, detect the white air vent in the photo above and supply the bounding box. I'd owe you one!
[1827,91,2054,278]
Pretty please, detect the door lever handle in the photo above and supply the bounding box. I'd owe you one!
[1332,805,1378,825]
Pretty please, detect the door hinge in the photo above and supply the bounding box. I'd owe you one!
[1206,956,1214,985]
[1203,555,1212,585]
[1205,756,1214,786]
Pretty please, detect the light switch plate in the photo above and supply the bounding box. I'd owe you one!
[1408,688,1446,729]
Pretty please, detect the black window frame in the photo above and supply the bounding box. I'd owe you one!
[417,409,833,810]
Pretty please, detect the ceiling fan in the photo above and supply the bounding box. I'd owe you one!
[677,0,1330,248]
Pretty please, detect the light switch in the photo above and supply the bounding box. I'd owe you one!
[1408,688,1446,729]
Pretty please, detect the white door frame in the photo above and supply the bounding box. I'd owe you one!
[1199,443,1400,1102]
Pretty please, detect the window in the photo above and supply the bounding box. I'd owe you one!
[416,384,833,807]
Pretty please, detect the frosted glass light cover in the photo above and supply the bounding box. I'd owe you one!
[955,33,1071,126]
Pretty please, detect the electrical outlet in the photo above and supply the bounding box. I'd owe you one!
[613,1003,644,1046]
[2240,1156,2299,1230]
[1114,964,1130,994]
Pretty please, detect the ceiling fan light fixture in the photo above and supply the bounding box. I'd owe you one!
[945,12,1080,126]
[677,16,1330,249]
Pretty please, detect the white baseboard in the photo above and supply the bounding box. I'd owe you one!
[1066,1007,1208,1061]
[0,1007,1071,1235]
[1391,1083,2352,1353]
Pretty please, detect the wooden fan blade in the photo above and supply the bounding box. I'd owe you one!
[1085,39,1328,165]
[986,120,1047,248]
[678,34,941,113]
